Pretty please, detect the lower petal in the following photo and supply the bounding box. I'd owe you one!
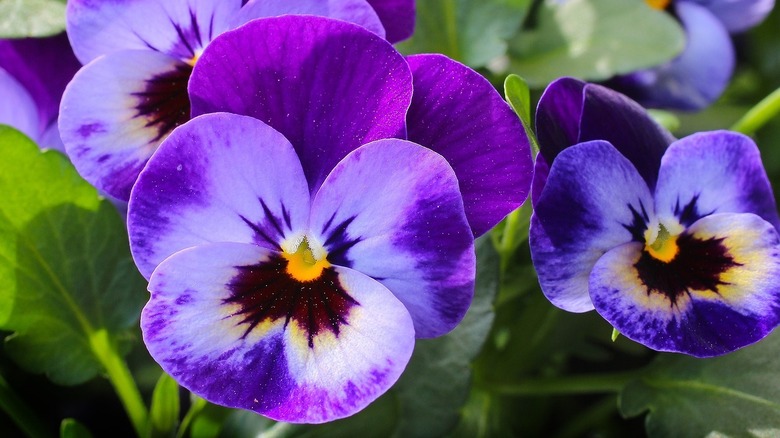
[590,213,780,357]
[142,242,414,423]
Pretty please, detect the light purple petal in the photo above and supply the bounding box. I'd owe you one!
[609,2,734,111]
[310,139,475,338]
[59,50,192,201]
[66,0,242,63]
[128,113,310,279]
[0,33,81,130]
[590,213,780,357]
[654,131,780,231]
[530,140,655,312]
[366,0,415,42]
[687,0,774,32]
[0,68,40,142]
[189,15,412,194]
[234,0,385,38]
[143,242,415,423]
[405,54,532,236]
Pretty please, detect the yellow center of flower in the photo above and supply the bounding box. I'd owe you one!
[282,237,331,282]
[644,222,679,263]
[645,0,671,10]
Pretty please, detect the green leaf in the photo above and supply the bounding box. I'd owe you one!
[396,0,529,67]
[509,0,685,87]
[620,330,780,436]
[0,126,146,385]
[503,74,540,154]
[0,0,66,38]
[150,373,180,436]
[60,419,93,438]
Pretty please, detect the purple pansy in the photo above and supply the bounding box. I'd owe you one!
[0,33,81,151]
[608,0,774,110]
[58,0,415,201]
[188,15,532,237]
[129,111,475,422]
[530,78,780,357]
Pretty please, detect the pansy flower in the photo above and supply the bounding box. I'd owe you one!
[0,33,81,151]
[607,0,774,110]
[530,78,780,357]
[58,0,415,201]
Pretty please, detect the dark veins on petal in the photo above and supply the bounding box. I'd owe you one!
[225,255,359,348]
[674,194,711,227]
[635,233,741,306]
[240,199,293,251]
[320,213,362,268]
[622,200,651,242]
[132,61,192,143]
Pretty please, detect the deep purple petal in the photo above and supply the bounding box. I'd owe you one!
[0,68,40,142]
[128,113,310,279]
[234,0,386,39]
[189,16,412,194]
[366,0,415,42]
[59,50,193,201]
[608,2,734,111]
[686,0,774,32]
[143,242,414,423]
[310,139,475,338]
[534,77,585,162]
[0,33,81,131]
[406,54,533,236]
[654,130,780,231]
[590,213,780,357]
[530,140,655,312]
[66,0,242,63]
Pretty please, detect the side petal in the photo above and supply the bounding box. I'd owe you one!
[234,0,386,39]
[530,140,655,312]
[128,113,310,279]
[607,2,734,111]
[366,0,416,43]
[689,0,774,33]
[590,213,780,357]
[0,68,40,142]
[654,131,780,230]
[310,139,475,338]
[59,50,192,201]
[66,0,242,63]
[406,54,533,236]
[189,15,412,194]
[143,242,415,423]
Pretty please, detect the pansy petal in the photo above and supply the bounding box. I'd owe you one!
[608,2,734,111]
[143,242,415,423]
[0,33,81,130]
[310,139,475,338]
[189,16,412,194]
[366,0,415,42]
[405,54,533,236]
[590,213,780,357]
[128,113,310,279]
[234,0,385,39]
[530,140,655,312]
[0,68,40,142]
[66,0,242,63]
[534,77,585,161]
[689,0,774,33]
[654,131,780,230]
[59,50,192,201]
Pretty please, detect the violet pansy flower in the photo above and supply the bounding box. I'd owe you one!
[58,0,415,201]
[530,78,780,357]
[0,33,80,151]
[608,0,774,110]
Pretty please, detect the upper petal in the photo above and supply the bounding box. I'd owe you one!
[688,0,774,32]
[189,15,412,194]
[310,139,475,338]
[406,54,533,236]
[143,242,414,423]
[0,68,41,142]
[128,113,310,279]
[654,130,780,230]
[534,77,585,162]
[366,0,416,43]
[530,140,655,312]
[66,0,242,63]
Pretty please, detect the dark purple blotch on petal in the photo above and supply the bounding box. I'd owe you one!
[621,201,651,243]
[240,199,295,251]
[320,214,362,268]
[225,256,359,348]
[133,61,192,143]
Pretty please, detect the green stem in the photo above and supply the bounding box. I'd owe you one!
[90,330,149,438]
[731,86,780,135]
[176,396,207,438]
[0,373,49,438]
[493,370,641,396]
